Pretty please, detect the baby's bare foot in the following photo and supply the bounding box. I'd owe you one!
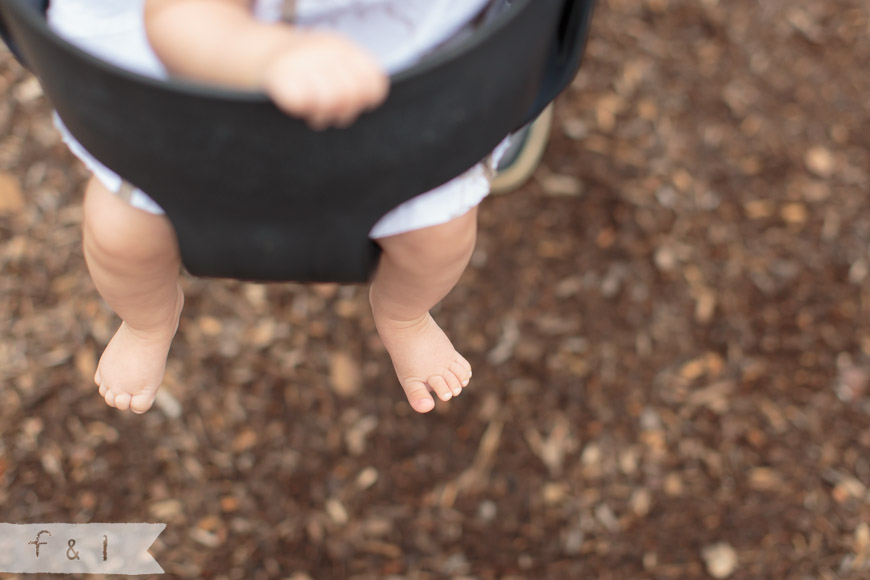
[94,286,184,413]
[373,311,472,413]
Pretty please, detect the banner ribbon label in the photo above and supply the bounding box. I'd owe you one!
[0,523,164,575]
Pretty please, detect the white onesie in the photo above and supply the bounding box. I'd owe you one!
[48,0,508,238]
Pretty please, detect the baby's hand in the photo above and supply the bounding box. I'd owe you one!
[263,31,390,129]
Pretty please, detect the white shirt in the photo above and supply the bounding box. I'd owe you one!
[48,0,493,77]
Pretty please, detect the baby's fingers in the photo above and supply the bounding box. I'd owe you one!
[264,40,389,128]
[266,65,349,128]
[266,65,320,117]
[346,50,390,110]
[316,62,389,128]
[306,64,367,128]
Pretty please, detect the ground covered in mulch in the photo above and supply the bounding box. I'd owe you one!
[2,0,870,578]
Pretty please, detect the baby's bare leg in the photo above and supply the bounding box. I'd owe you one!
[369,208,478,413]
[82,177,183,413]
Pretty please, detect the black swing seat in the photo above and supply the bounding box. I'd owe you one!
[0,0,595,282]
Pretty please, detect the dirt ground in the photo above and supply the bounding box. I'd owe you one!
[2,0,870,578]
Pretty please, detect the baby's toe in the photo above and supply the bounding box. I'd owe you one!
[113,392,132,411]
[450,361,472,387]
[130,394,155,415]
[443,371,463,397]
[428,375,453,402]
[104,390,116,407]
[402,379,436,413]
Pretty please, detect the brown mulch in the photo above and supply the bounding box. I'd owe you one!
[2,0,870,578]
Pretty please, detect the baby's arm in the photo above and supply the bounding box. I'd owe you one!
[144,0,389,128]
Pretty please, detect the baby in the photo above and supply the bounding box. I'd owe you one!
[48,0,507,414]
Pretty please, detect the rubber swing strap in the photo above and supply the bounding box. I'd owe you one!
[0,0,595,283]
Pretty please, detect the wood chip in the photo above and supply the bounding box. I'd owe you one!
[748,467,782,491]
[150,499,184,520]
[540,174,584,197]
[232,428,259,452]
[355,467,379,490]
[854,523,870,568]
[0,172,24,214]
[197,316,223,336]
[325,499,349,525]
[805,146,835,178]
[702,543,738,578]
[146,388,179,420]
[74,344,97,380]
[781,203,808,225]
[13,76,43,102]
[330,351,362,397]
[630,488,652,517]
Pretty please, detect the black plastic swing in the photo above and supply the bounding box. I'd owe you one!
[0,0,595,283]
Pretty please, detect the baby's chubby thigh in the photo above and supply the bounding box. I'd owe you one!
[82,178,179,270]
[375,208,479,280]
